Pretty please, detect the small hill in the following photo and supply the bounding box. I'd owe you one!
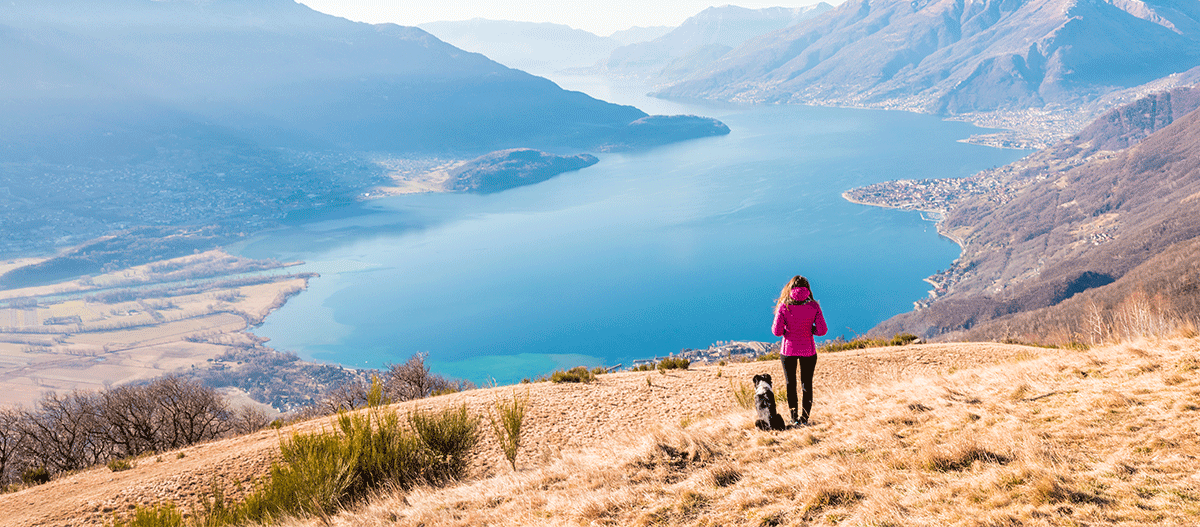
[5,337,1200,525]
[444,149,599,194]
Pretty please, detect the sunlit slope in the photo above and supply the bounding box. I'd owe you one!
[8,338,1200,526]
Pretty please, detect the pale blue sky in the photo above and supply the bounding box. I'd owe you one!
[297,1,835,36]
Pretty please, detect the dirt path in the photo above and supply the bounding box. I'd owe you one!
[0,342,1043,527]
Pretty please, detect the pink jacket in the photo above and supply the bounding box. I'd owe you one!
[771,287,828,357]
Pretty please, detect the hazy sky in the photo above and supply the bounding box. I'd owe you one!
[297,1,835,36]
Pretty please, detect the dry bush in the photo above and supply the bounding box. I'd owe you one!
[234,405,273,434]
[800,484,863,520]
[627,427,724,484]
[706,464,742,488]
[386,353,475,401]
[487,389,530,471]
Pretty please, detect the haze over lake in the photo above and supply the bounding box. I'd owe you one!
[235,76,1029,384]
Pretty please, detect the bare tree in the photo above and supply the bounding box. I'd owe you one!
[384,353,473,401]
[19,391,105,473]
[150,376,234,448]
[318,377,373,413]
[98,384,164,456]
[233,405,272,434]
[0,407,28,485]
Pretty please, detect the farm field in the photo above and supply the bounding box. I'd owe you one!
[0,251,311,407]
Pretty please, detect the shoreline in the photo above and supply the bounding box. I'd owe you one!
[840,191,963,249]
[0,250,331,409]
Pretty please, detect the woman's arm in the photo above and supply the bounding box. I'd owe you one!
[812,303,828,337]
[772,305,787,336]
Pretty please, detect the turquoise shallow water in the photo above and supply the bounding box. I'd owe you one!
[234,78,1029,385]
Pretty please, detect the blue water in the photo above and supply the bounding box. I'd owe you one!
[234,77,1029,385]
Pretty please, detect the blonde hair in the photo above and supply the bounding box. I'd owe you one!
[775,275,813,309]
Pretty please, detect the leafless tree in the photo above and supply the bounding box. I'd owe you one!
[233,405,272,434]
[319,378,372,413]
[98,384,165,456]
[384,353,473,401]
[0,407,28,485]
[19,391,105,473]
[150,376,234,448]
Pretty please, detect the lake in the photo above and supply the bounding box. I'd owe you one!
[233,76,1029,385]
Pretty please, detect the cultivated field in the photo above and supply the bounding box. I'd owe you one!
[0,251,310,407]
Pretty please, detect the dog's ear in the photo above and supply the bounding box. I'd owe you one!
[762,373,772,383]
[752,374,764,384]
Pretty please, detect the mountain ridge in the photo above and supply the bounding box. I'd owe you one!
[417,19,624,74]
[596,3,833,81]
[0,0,729,257]
[656,0,1200,141]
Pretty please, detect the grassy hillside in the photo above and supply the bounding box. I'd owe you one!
[4,334,1200,526]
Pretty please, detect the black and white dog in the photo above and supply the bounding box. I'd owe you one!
[752,373,786,431]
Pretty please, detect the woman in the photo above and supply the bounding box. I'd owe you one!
[771,275,827,427]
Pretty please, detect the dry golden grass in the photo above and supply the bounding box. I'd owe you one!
[275,337,1200,527]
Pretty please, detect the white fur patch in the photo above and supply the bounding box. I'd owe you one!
[755,380,772,395]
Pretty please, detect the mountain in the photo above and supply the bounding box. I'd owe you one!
[599,4,833,80]
[0,0,708,155]
[871,87,1200,341]
[658,0,1200,118]
[0,0,729,256]
[418,19,621,75]
[607,25,674,46]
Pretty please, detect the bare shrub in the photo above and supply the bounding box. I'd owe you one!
[730,380,754,409]
[912,436,1012,472]
[1112,291,1177,341]
[385,353,474,401]
[629,428,723,483]
[234,406,273,434]
[707,464,742,487]
[310,378,372,416]
[802,485,863,520]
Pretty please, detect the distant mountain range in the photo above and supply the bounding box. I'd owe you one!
[871,86,1200,342]
[0,0,728,256]
[417,19,626,75]
[657,0,1200,130]
[416,20,675,75]
[599,4,833,81]
[608,25,674,46]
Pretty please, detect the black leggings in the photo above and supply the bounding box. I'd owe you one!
[781,354,818,422]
